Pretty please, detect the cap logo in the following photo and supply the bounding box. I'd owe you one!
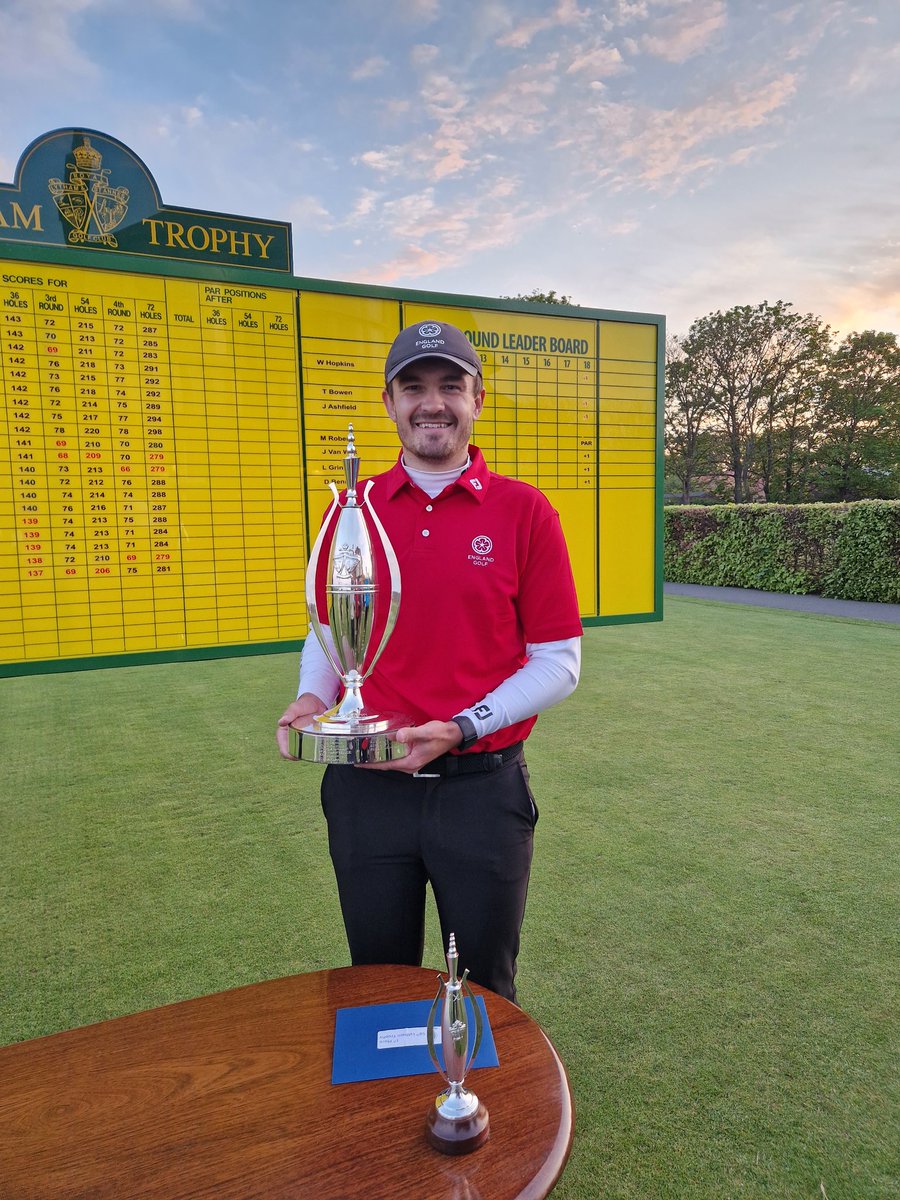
[418,322,441,337]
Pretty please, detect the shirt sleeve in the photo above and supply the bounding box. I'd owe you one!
[515,503,584,643]
[453,637,581,738]
[297,628,341,707]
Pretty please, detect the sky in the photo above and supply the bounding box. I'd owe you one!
[0,0,897,338]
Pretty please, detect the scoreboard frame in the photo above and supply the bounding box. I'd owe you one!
[1,129,664,679]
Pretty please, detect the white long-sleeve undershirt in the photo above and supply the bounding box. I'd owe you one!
[297,619,581,740]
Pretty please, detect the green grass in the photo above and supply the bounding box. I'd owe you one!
[1,597,897,1199]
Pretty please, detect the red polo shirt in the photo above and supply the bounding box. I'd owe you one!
[318,446,582,753]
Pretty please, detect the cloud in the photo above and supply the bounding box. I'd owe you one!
[726,143,772,166]
[351,56,388,81]
[388,62,479,181]
[356,146,405,175]
[776,0,852,63]
[381,98,412,119]
[0,0,99,79]
[391,53,564,183]
[419,70,469,119]
[607,0,651,23]
[496,0,590,49]
[397,0,440,21]
[286,194,332,229]
[354,181,553,284]
[566,42,627,76]
[357,244,447,282]
[587,73,798,190]
[818,232,900,335]
[152,0,208,14]
[348,189,382,222]
[351,13,798,208]
[432,139,471,180]
[636,0,726,63]
[411,43,439,66]
[844,42,900,94]
[829,284,900,338]
[0,0,208,82]
[465,56,560,139]
[657,233,792,333]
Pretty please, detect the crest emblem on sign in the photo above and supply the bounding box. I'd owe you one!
[48,137,130,249]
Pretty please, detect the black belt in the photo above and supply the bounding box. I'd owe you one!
[418,741,524,778]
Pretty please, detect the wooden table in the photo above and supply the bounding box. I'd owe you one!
[0,966,573,1199]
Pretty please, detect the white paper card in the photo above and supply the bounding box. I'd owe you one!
[377,1025,442,1050]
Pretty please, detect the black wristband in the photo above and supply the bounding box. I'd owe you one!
[452,714,479,751]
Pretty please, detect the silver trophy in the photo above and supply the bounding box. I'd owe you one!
[289,425,411,763]
[425,933,490,1155]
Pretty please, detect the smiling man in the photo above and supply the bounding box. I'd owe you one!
[277,319,582,1002]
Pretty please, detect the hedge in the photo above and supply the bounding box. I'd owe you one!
[664,500,900,603]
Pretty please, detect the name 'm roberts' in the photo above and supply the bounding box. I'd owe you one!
[141,218,275,260]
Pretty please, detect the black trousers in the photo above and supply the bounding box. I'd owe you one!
[320,754,537,1003]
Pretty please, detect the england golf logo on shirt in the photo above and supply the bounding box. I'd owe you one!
[468,535,494,566]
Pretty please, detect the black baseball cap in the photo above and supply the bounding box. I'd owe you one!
[385,320,481,383]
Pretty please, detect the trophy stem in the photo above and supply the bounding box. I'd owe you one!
[332,670,364,722]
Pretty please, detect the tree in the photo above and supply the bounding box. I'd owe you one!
[814,330,900,500]
[765,400,819,502]
[500,289,578,306]
[664,334,719,501]
[678,301,831,503]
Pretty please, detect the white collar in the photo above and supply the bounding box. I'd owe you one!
[401,454,471,499]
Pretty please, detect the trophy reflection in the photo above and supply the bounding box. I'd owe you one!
[425,933,490,1155]
[290,425,411,763]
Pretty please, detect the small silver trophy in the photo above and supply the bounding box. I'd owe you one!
[425,933,490,1155]
[289,425,411,763]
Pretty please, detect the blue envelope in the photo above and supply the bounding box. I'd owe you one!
[332,996,499,1085]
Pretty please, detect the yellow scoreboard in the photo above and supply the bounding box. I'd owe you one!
[0,128,663,677]
[299,294,661,623]
[1,263,305,667]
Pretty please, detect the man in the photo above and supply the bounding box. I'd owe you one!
[277,319,582,1002]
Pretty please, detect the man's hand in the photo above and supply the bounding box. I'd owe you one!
[276,692,327,760]
[360,720,462,774]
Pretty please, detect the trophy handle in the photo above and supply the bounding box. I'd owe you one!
[304,484,346,681]
[359,479,401,683]
[461,975,484,1074]
[426,983,448,1082]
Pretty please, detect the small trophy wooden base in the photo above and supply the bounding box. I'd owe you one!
[425,1096,490,1156]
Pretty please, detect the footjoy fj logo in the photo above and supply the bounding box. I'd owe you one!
[419,322,441,337]
[468,535,494,567]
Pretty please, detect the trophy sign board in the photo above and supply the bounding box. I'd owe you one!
[0,128,664,678]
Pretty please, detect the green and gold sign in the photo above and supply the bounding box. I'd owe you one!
[0,128,292,272]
